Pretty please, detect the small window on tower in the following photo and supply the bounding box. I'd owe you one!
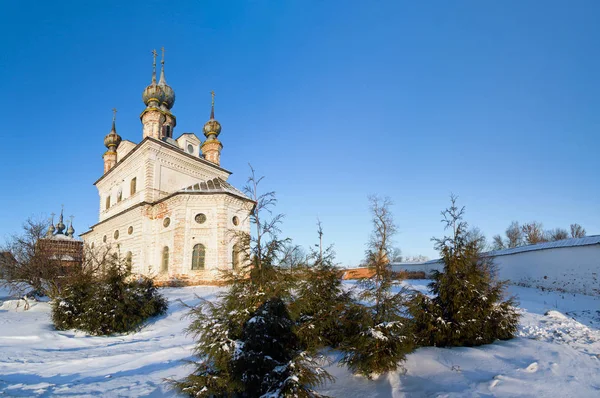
[105,196,110,210]
[117,188,122,203]
[130,178,137,196]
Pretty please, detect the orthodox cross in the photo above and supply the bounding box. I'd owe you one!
[211,90,215,107]
[50,212,55,224]
[151,49,158,65]
[161,47,165,64]
[112,108,117,122]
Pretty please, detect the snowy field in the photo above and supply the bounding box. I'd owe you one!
[1,281,599,397]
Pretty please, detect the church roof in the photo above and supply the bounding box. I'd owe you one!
[180,177,250,200]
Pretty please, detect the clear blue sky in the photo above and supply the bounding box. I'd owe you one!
[1,1,599,266]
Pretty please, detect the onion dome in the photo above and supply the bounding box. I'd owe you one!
[203,91,221,138]
[158,47,175,109]
[66,217,75,238]
[104,109,122,150]
[46,214,56,237]
[55,208,66,235]
[142,49,166,106]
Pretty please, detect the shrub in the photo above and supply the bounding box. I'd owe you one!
[51,254,167,335]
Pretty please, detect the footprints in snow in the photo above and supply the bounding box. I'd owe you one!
[489,361,542,390]
[524,362,539,373]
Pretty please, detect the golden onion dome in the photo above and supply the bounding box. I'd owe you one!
[142,83,166,106]
[104,111,122,150]
[158,48,175,109]
[203,90,221,137]
[203,119,221,137]
[142,49,165,106]
[159,82,175,109]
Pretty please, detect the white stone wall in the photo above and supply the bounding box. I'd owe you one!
[83,193,252,282]
[96,139,230,222]
[494,245,600,296]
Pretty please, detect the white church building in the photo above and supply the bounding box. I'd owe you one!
[81,50,254,283]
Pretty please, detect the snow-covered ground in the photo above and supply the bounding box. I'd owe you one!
[1,282,599,397]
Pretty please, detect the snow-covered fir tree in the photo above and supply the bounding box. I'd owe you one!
[409,195,520,347]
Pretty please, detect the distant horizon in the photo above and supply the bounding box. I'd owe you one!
[1,1,599,266]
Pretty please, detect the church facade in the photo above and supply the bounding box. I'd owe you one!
[81,50,254,283]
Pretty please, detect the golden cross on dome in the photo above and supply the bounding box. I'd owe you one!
[211,90,215,107]
[112,108,117,121]
[161,47,165,64]
[151,49,157,65]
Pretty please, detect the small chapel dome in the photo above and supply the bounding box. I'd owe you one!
[104,130,122,149]
[104,112,122,150]
[203,90,221,137]
[203,119,221,137]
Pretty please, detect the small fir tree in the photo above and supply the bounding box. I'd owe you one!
[340,196,413,378]
[290,222,353,351]
[409,195,520,347]
[231,298,333,397]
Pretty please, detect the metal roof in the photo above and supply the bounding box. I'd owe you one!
[180,177,251,200]
[422,235,600,265]
[486,235,600,257]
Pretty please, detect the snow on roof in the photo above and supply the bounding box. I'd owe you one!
[389,261,429,266]
[423,235,600,265]
[487,235,600,257]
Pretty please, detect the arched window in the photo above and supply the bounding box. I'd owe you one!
[161,246,169,273]
[130,177,137,196]
[192,244,205,270]
[105,196,110,210]
[125,251,132,269]
[232,243,241,270]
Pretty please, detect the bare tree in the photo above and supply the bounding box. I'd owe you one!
[361,195,397,321]
[466,227,488,253]
[243,164,287,286]
[390,247,403,262]
[505,221,523,248]
[521,222,547,245]
[278,242,306,270]
[403,254,429,262]
[547,228,569,242]
[0,217,59,297]
[570,223,586,238]
[492,234,505,251]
